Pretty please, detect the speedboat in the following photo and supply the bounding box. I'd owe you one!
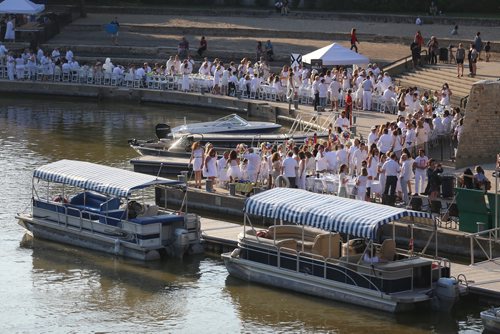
[222,188,460,313]
[16,159,203,261]
[170,114,281,137]
[481,307,500,333]
[129,132,328,158]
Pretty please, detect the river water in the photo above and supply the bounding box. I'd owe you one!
[0,96,486,333]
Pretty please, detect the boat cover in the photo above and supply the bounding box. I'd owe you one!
[33,160,182,197]
[244,188,432,239]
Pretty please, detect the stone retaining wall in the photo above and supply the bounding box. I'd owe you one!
[456,80,500,168]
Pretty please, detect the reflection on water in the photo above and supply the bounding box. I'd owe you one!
[0,96,486,333]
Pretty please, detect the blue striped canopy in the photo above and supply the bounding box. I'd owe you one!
[244,188,432,239]
[33,160,182,198]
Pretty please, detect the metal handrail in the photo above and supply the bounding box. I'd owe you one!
[465,226,500,265]
[460,95,469,109]
[382,50,429,72]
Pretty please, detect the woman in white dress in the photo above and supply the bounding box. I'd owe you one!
[366,148,379,199]
[181,63,190,92]
[4,18,15,42]
[297,151,307,189]
[221,67,229,96]
[102,58,114,73]
[189,141,204,189]
[15,55,25,80]
[226,150,241,183]
[338,164,349,198]
[6,53,15,80]
[217,151,230,188]
[212,65,222,95]
[355,167,368,201]
[203,148,218,189]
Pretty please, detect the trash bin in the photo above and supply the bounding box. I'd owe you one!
[229,183,236,196]
[440,175,455,198]
[205,179,213,192]
[439,48,448,62]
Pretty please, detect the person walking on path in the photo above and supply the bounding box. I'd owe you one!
[109,17,119,46]
[455,43,465,77]
[350,28,359,53]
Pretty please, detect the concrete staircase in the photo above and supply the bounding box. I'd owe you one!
[394,64,491,107]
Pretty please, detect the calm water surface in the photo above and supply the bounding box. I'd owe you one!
[0,96,486,333]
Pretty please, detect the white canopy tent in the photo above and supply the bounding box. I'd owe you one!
[302,43,369,66]
[0,0,45,15]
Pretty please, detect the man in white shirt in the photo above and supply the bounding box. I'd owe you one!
[377,128,393,155]
[166,56,174,72]
[397,116,406,132]
[381,152,400,197]
[432,114,444,137]
[368,126,379,148]
[336,144,348,167]
[399,153,413,204]
[243,148,261,183]
[413,149,429,195]
[282,151,298,188]
[315,145,328,175]
[324,146,337,173]
[442,110,453,135]
[334,111,349,134]
[362,74,373,111]
[349,139,360,175]
[328,78,341,111]
[352,142,368,176]
[65,49,74,62]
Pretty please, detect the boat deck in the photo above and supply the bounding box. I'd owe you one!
[201,218,500,302]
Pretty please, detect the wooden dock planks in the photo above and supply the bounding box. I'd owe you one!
[451,260,500,299]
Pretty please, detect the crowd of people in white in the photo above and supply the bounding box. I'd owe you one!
[187,98,464,206]
[0,43,454,115]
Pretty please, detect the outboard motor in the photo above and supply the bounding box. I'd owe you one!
[172,228,189,258]
[155,123,171,139]
[433,277,459,311]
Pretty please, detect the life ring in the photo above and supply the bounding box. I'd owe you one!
[53,195,68,204]
[275,175,290,188]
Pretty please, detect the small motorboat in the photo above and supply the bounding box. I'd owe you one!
[170,114,281,137]
[481,307,500,333]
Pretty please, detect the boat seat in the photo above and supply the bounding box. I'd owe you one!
[311,233,342,259]
[99,209,126,226]
[377,239,396,262]
[267,225,323,242]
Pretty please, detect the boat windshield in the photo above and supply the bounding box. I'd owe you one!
[213,114,249,127]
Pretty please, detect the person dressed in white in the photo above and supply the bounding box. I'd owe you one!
[15,55,25,80]
[103,58,114,73]
[318,79,328,108]
[6,53,15,80]
[355,167,369,201]
[324,146,338,173]
[413,149,429,195]
[217,151,230,187]
[203,148,218,189]
[282,151,298,188]
[243,148,261,183]
[368,126,379,148]
[315,145,328,175]
[0,43,8,65]
[297,151,307,189]
[181,63,190,92]
[65,49,74,62]
[336,144,348,168]
[328,77,341,111]
[4,17,15,42]
[377,128,393,155]
[362,74,373,111]
[334,111,350,134]
[380,152,400,197]
[352,142,368,176]
[51,48,61,62]
[399,153,413,204]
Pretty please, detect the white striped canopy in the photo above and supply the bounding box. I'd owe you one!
[244,188,432,239]
[33,160,182,198]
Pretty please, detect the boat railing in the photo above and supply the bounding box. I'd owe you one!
[246,243,422,295]
[465,226,500,265]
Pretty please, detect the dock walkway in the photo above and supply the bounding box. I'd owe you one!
[201,218,500,300]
